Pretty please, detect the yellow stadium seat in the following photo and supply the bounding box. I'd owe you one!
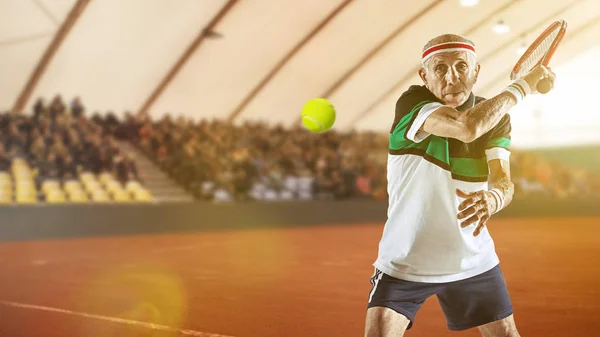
[42,180,60,193]
[105,180,123,193]
[112,190,131,203]
[0,185,11,194]
[13,173,32,181]
[0,179,12,188]
[0,171,10,181]
[125,180,143,193]
[16,182,36,192]
[83,180,102,193]
[68,190,89,203]
[12,161,29,167]
[45,187,63,197]
[0,188,12,203]
[67,187,86,197]
[46,194,67,204]
[80,172,95,182]
[12,163,28,172]
[16,185,36,195]
[16,193,37,204]
[133,189,153,203]
[44,188,62,198]
[64,180,82,193]
[46,190,66,204]
[82,177,98,186]
[14,173,32,181]
[91,191,110,203]
[99,172,113,185]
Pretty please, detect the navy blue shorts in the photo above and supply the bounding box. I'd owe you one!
[367,265,514,331]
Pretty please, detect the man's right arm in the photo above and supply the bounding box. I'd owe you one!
[422,92,517,143]
[422,65,554,143]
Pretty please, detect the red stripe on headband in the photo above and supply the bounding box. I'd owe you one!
[422,43,476,59]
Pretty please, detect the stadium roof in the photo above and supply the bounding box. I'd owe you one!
[1,0,599,140]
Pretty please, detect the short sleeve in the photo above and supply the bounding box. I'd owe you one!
[389,86,441,150]
[485,114,511,162]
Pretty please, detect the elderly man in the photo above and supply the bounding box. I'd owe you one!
[364,34,555,337]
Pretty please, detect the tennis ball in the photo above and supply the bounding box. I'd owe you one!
[301,98,336,133]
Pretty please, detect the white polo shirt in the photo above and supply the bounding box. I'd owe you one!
[373,85,512,283]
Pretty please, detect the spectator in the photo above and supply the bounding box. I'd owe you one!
[114,153,139,184]
[39,151,59,181]
[71,96,85,119]
[0,143,11,172]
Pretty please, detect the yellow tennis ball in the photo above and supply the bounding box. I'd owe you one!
[301,98,336,133]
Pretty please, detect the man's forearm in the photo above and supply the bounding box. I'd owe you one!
[490,174,515,212]
[463,92,517,140]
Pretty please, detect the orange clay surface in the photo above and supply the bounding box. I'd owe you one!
[0,217,599,336]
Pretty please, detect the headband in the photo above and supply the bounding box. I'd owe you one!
[421,41,476,64]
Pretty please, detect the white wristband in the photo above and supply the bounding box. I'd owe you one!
[503,79,531,102]
[489,188,505,214]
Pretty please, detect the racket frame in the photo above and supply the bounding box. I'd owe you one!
[510,20,568,81]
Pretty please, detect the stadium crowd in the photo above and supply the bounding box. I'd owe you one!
[109,107,600,202]
[3,94,598,203]
[0,95,141,202]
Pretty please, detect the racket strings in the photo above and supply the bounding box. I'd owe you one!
[515,29,560,79]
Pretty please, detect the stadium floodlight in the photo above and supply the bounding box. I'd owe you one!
[460,0,479,7]
[493,20,510,34]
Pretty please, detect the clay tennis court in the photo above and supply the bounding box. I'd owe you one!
[0,217,599,336]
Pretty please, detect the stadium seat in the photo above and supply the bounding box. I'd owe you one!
[99,172,113,185]
[16,183,36,194]
[16,189,37,204]
[0,179,12,189]
[0,184,12,194]
[68,189,89,203]
[105,180,123,194]
[80,172,95,182]
[90,190,110,203]
[112,189,131,203]
[42,180,61,194]
[125,180,143,193]
[46,190,66,204]
[133,188,153,202]
[13,172,33,181]
[63,180,82,193]
[0,171,10,181]
[0,189,12,204]
[83,180,102,193]
[16,182,36,195]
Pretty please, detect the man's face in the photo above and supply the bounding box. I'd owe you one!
[419,51,480,108]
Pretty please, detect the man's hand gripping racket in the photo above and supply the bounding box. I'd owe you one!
[512,20,567,94]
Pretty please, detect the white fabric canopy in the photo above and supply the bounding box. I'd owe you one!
[0,0,598,147]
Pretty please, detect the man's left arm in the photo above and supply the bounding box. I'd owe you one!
[488,158,514,212]
[457,114,514,236]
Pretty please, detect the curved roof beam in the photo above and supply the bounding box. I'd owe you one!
[292,0,444,127]
[478,11,600,95]
[12,0,90,113]
[350,0,583,127]
[227,0,354,122]
[138,0,238,116]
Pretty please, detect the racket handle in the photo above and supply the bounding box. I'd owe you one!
[537,78,553,94]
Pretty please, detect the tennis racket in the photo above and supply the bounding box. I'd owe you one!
[511,20,567,94]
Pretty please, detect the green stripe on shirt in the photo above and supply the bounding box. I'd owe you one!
[487,137,511,149]
[450,157,489,179]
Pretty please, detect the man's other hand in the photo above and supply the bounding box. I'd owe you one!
[456,189,497,236]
